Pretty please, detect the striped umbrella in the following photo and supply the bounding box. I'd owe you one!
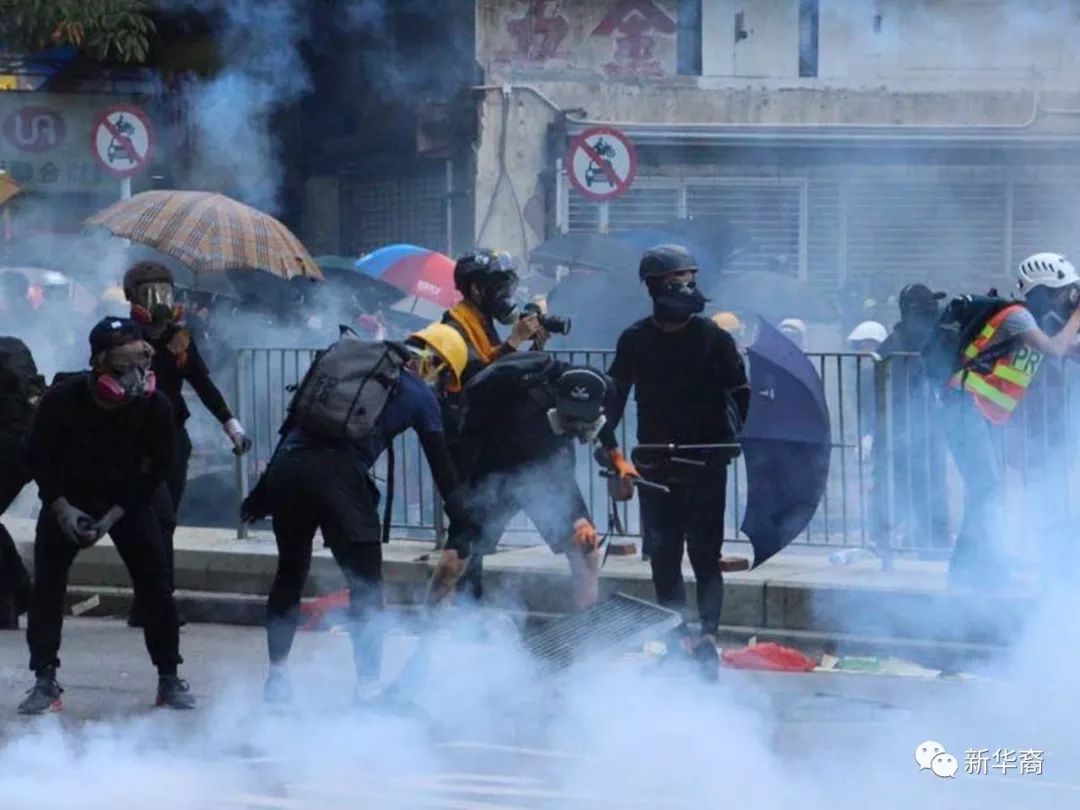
[85,190,322,282]
[356,244,460,307]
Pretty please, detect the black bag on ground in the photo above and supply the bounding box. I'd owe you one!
[920,295,1016,387]
[287,327,410,441]
[0,337,45,440]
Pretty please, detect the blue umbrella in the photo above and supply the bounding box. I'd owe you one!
[741,318,831,567]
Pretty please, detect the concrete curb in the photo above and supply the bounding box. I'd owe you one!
[6,518,1036,652]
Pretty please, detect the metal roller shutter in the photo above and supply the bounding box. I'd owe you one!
[1012,180,1080,266]
[686,182,803,274]
[844,178,1005,295]
[607,185,680,233]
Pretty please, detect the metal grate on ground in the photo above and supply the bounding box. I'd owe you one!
[521,593,683,675]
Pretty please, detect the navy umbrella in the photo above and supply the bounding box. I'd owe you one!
[741,318,831,567]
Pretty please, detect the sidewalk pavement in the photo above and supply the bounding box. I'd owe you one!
[5,518,1035,658]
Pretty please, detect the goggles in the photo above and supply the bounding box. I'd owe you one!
[134,282,174,311]
[409,346,451,386]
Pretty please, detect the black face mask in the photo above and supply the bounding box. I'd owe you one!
[652,279,707,323]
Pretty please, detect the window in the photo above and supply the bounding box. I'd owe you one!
[677,0,703,76]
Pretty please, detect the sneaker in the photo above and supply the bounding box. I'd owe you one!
[155,675,196,710]
[18,671,63,715]
[263,668,294,705]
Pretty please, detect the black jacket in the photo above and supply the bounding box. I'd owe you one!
[28,373,174,514]
[457,352,613,479]
[147,323,232,428]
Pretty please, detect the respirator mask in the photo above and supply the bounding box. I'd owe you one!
[94,341,156,406]
[407,344,452,389]
[651,277,707,322]
[131,282,182,331]
[479,273,520,325]
[546,409,606,444]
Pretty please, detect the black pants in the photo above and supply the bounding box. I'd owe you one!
[265,446,384,679]
[27,488,182,675]
[449,461,591,602]
[639,463,728,637]
[130,428,186,623]
[0,439,32,628]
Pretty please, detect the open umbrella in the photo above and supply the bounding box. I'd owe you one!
[715,271,836,324]
[86,191,322,283]
[356,244,460,308]
[741,318,831,567]
[530,233,640,273]
[315,255,405,310]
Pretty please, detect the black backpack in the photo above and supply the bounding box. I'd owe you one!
[0,336,45,439]
[287,327,410,441]
[920,295,1018,387]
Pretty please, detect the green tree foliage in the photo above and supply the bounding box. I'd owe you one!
[0,0,156,63]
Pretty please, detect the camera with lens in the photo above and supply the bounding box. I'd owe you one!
[521,302,571,335]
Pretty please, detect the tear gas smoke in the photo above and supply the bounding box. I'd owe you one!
[178,0,311,215]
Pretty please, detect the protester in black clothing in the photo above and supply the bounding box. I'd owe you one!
[599,245,749,656]
[876,284,950,550]
[244,324,471,705]
[123,262,250,624]
[17,317,194,714]
[0,336,43,630]
[427,353,610,610]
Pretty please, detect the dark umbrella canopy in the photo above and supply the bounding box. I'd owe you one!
[741,318,831,567]
[530,233,641,273]
[715,271,836,324]
[315,255,405,310]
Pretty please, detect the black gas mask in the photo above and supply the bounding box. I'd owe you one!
[477,273,520,325]
[650,276,707,323]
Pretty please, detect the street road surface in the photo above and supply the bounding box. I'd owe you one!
[0,619,1075,809]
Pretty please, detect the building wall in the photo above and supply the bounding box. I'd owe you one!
[472,0,1080,278]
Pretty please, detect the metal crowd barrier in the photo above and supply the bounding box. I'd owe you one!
[230,346,893,553]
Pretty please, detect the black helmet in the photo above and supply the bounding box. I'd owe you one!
[122,261,174,300]
[638,244,698,282]
[453,249,518,295]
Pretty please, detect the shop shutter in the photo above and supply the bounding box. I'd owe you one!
[844,177,1005,295]
[607,185,680,233]
[1011,179,1080,267]
[685,182,803,274]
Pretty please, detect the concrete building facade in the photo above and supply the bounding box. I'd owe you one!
[473,0,1080,310]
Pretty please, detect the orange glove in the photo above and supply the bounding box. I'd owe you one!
[572,518,599,551]
[608,448,639,479]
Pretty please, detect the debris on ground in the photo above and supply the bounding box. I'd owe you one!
[720,641,818,672]
[816,653,942,678]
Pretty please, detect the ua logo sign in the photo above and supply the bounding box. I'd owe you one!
[2,107,66,153]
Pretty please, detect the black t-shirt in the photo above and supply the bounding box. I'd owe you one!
[600,316,749,446]
[147,323,232,427]
[28,373,175,513]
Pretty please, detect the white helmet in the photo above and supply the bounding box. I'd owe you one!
[847,320,887,344]
[1017,253,1079,295]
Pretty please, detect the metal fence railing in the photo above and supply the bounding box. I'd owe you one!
[228,346,1079,559]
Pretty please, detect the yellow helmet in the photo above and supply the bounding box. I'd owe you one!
[408,323,468,388]
[712,311,743,333]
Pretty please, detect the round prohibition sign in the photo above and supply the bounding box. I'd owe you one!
[567,126,638,202]
[91,103,155,178]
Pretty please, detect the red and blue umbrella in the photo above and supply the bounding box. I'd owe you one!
[355,244,460,308]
